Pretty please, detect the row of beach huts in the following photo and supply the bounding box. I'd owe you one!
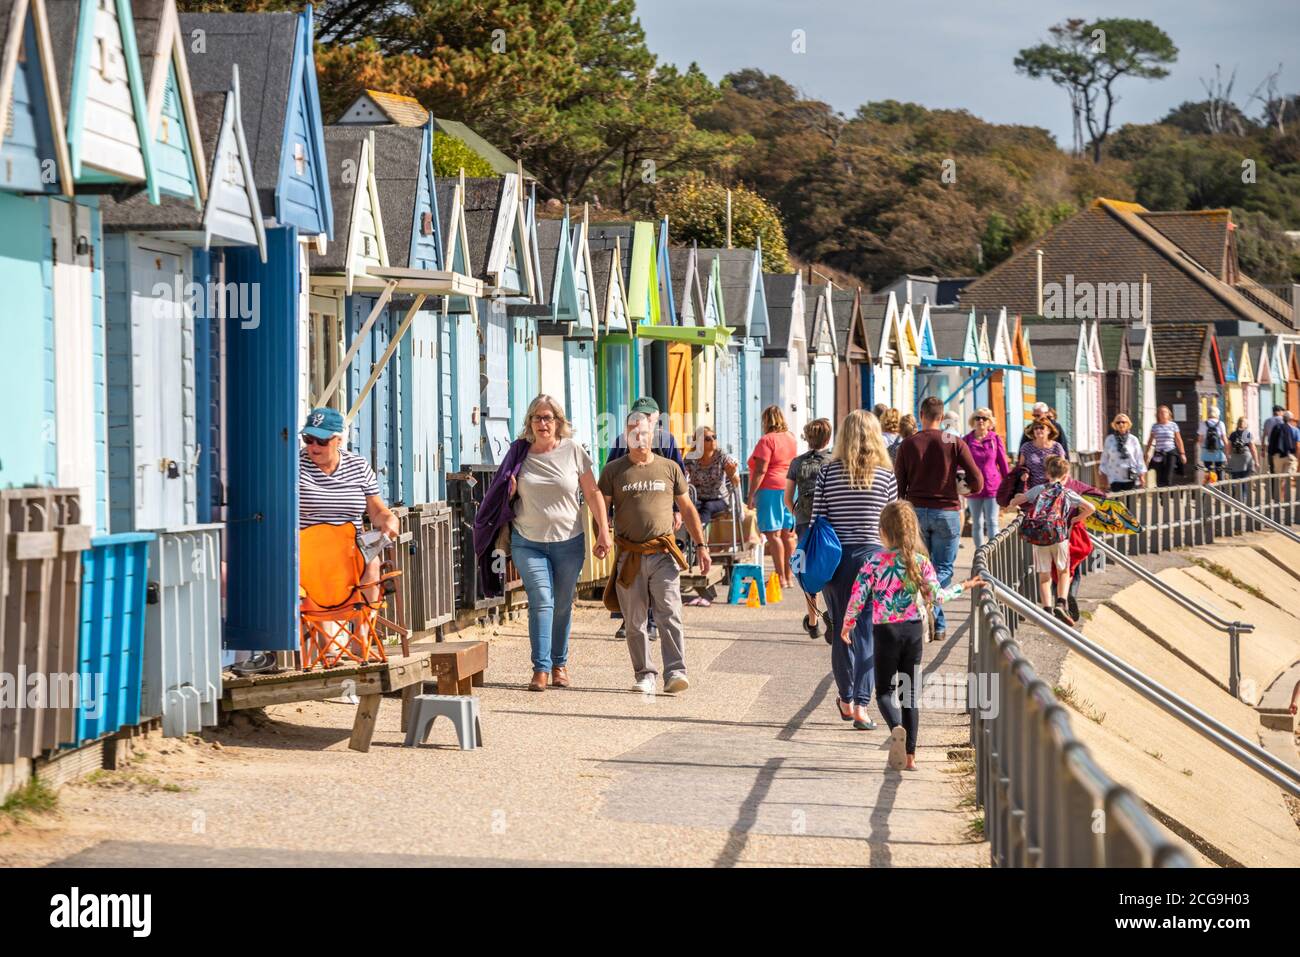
[2,0,1298,797]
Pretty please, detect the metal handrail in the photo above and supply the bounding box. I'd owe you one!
[1090,538,1253,697]
[983,574,1300,797]
[1201,483,1300,545]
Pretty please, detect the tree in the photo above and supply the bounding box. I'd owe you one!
[655,176,791,272]
[1016,18,1178,162]
[432,132,495,178]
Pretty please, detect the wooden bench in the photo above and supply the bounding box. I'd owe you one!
[422,640,489,696]
[221,653,434,754]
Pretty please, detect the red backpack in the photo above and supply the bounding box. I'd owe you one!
[1020,483,1071,546]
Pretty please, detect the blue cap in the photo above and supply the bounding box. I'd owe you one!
[302,407,344,439]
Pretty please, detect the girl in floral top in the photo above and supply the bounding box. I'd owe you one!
[841,502,983,770]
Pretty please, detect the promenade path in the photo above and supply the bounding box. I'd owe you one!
[4,551,987,868]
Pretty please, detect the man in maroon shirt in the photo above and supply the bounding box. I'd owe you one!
[893,396,984,642]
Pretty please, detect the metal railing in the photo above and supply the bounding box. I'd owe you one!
[970,472,1300,866]
[1090,538,1253,698]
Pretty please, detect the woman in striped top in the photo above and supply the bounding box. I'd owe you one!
[298,406,399,602]
[812,409,898,730]
[1145,406,1186,488]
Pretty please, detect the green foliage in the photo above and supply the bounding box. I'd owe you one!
[655,176,791,272]
[431,132,494,178]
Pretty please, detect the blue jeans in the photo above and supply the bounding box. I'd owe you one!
[822,543,879,706]
[914,507,961,633]
[510,531,586,672]
[967,496,999,551]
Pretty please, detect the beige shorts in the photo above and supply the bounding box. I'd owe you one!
[1273,454,1298,475]
[1032,541,1070,574]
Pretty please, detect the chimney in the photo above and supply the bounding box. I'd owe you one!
[1035,249,1044,316]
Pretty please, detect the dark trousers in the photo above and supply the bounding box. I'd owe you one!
[874,620,924,754]
[696,498,729,525]
[1108,480,1135,492]
[1152,454,1179,487]
[822,544,878,706]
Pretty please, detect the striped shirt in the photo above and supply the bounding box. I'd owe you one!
[1149,422,1179,452]
[299,449,379,530]
[811,461,898,546]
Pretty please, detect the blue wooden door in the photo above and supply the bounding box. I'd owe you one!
[222,227,299,651]
[565,339,598,459]
[510,315,532,438]
[0,193,51,490]
[741,343,763,461]
[482,301,512,464]
[348,295,398,501]
[454,311,482,467]
[400,305,441,504]
[439,310,456,477]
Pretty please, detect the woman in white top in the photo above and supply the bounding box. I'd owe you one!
[1100,414,1147,492]
[508,395,612,692]
[1145,405,1186,488]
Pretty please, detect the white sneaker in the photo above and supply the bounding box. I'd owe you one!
[634,676,656,695]
[664,674,690,693]
[887,726,907,770]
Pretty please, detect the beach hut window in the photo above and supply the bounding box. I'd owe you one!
[421,211,433,236]
[225,150,238,185]
[293,142,306,176]
[95,37,107,75]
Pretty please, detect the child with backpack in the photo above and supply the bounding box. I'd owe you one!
[841,501,984,770]
[1008,455,1096,626]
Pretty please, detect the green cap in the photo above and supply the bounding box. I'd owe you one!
[630,396,659,415]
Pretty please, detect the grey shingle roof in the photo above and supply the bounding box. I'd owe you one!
[697,248,757,335]
[180,12,302,216]
[532,217,567,306]
[668,247,696,322]
[370,124,426,270]
[104,90,231,231]
[830,289,858,358]
[46,0,81,116]
[316,126,368,273]
[588,223,634,286]
[928,313,971,360]
[460,176,506,283]
[763,272,798,355]
[861,297,891,353]
[588,245,614,318]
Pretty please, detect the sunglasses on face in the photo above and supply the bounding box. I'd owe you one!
[532,414,555,424]
[702,435,716,442]
[974,416,989,422]
[302,435,332,447]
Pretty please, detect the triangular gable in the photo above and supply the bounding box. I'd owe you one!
[1236,343,1254,383]
[1223,345,1239,382]
[411,120,441,270]
[136,0,205,205]
[809,287,837,355]
[624,221,653,323]
[656,217,676,325]
[961,311,981,361]
[1086,322,1105,373]
[524,183,543,304]
[897,301,922,367]
[277,8,331,238]
[549,207,580,322]
[604,236,630,333]
[975,317,993,364]
[1208,333,1225,385]
[1287,344,1300,382]
[502,174,533,300]
[0,0,72,194]
[569,206,595,334]
[203,68,265,260]
[438,177,474,312]
[747,242,769,341]
[914,301,935,359]
[58,0,157,197]
[874,292,902,362]
[991,309,1013,364]
[846,289,871,362]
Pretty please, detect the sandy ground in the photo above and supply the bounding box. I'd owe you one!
[1,550,988,868]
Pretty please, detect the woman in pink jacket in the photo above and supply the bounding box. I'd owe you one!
[963,407,1012,550]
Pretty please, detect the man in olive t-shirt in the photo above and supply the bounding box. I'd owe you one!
[598,414,710,694]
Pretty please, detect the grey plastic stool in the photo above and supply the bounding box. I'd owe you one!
[403,694,483,750]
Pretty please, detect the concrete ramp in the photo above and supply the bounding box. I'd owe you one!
[1068,604,1300,866]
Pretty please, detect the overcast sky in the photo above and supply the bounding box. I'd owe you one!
[637,0,1299,146]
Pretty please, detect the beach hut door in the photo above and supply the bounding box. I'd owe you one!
[51,200,98,525]
[129,243,194,529]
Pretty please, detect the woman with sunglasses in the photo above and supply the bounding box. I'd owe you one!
[684,425,739,528]
[1100,414,1146,492]
[298,406,399,604]
[963,408,1011,550]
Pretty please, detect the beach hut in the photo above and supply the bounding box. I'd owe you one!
[859,292,903,413]
[829,287,870,425]
[986,309,1023,445]
[1012,315,1037,440]
[804,281,839,426]
[917,306,978,423]
[530,211,581,405]
[1097,321,1134,435]
[1127,323,1157,442]
[1285,343,1300,417]
[0,0,77,506]
[699,251,744,461]
[33,0,160,532]
[1020,318,1106,456]
[1217,336,1255,435]
[1150,323,1225,463]
[461,173,535,463]
[761,271,808,445]
[590,235,632,463]
[180,8,335,651]
[564,207,598,458]
[101,61,268,534]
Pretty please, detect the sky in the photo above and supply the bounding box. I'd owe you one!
[636,0,1299,147]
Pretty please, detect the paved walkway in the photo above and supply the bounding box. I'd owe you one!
[7,553,987,868]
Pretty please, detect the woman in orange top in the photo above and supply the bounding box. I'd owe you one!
[747,405,800,588]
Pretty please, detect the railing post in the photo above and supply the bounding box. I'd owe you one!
[1228,623,1241,701]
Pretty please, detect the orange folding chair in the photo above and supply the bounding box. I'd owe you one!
[299,523,401,671]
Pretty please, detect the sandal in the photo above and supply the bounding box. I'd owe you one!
[836,698,854,721]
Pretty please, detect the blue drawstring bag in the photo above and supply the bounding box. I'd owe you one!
[795,516,841,594]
